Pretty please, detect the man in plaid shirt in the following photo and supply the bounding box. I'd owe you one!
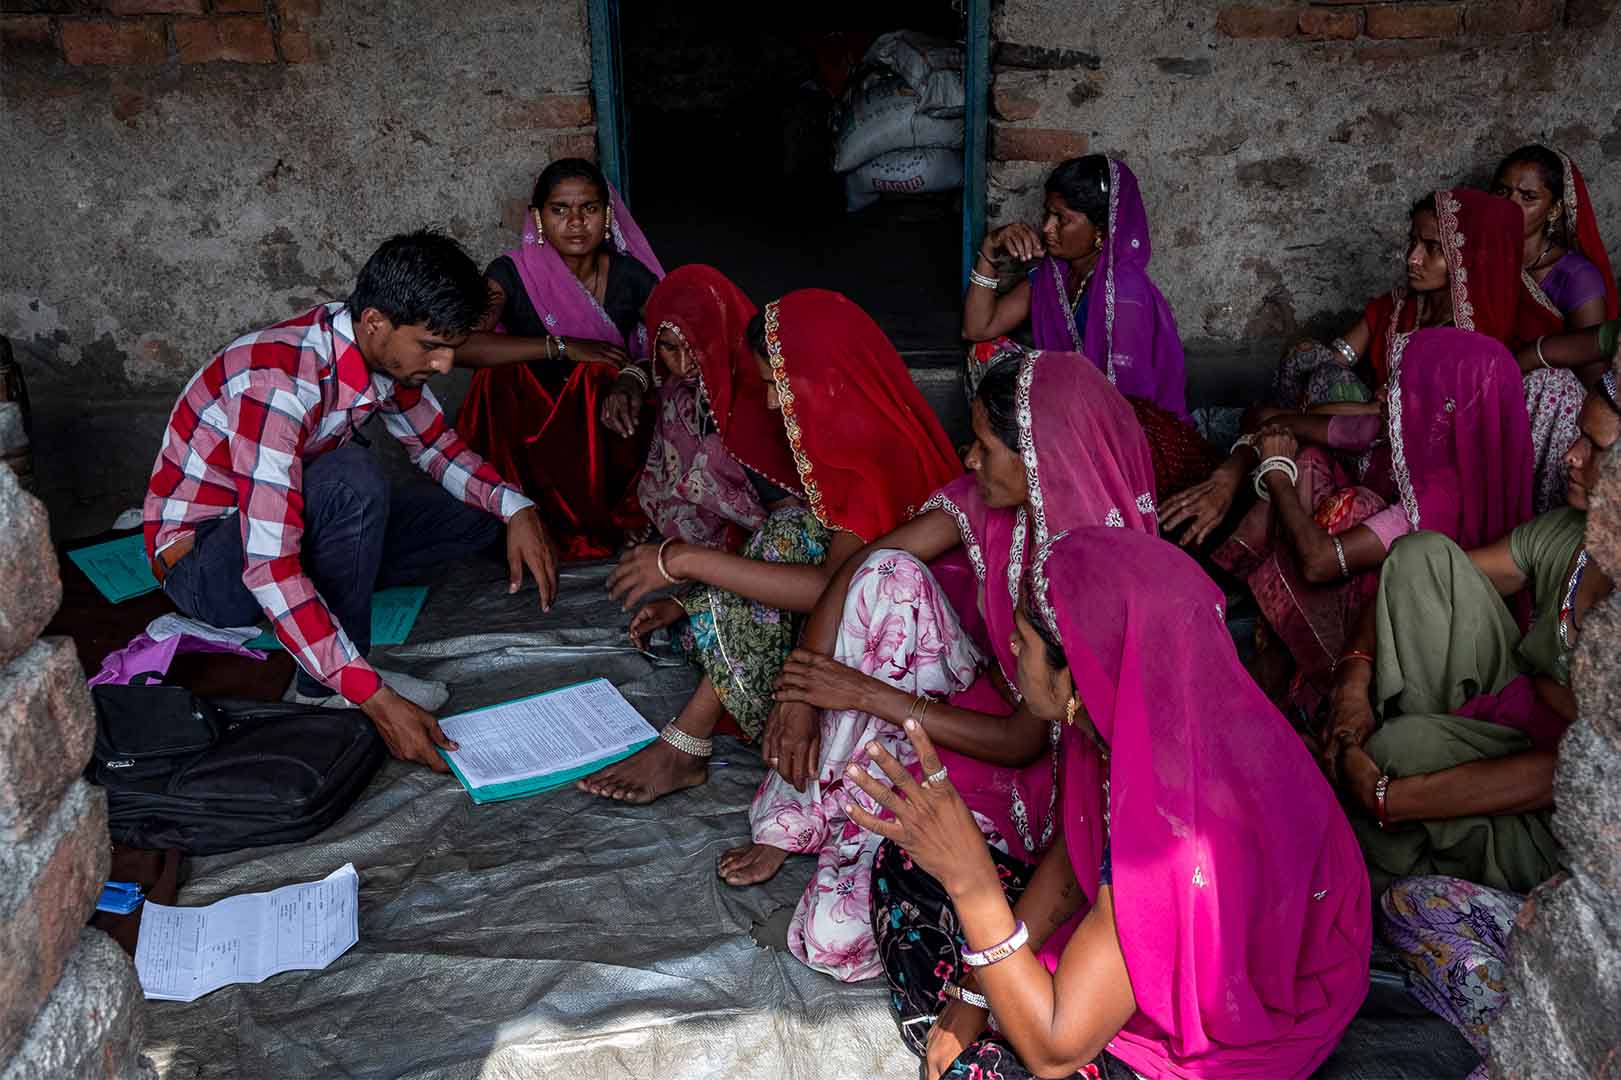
[144,231,558,771]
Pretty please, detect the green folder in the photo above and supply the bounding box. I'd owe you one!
[67,534,160,604]
[436,679,657,805]
[245,586,429,651]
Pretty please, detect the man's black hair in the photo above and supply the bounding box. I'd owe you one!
[346,229,486,337]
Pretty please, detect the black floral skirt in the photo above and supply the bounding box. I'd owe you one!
[870,839,1137,1080]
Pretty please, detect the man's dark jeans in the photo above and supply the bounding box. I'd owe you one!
[161,446,501,697]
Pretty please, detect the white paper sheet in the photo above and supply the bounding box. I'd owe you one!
[438,678,658,788]
[135,863,360,1003]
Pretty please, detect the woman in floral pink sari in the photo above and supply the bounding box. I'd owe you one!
[736,345,1158,982]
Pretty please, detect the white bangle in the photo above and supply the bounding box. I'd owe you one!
[968,268,999,290]
[1333,536,1349,578]
[962,920,1029,967]
[1535,336,1551,370]
[1253,456,1298,501]
[1230,432,1260,455]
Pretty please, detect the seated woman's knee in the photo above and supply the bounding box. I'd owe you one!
[1384,530,1462,583]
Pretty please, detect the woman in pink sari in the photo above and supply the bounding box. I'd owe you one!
[746,347,1157,983]
[458,158,666,560]
[849,528,1370,1080]
[1207,327,1535,713]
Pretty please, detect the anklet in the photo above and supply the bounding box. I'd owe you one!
[659,725,713,758]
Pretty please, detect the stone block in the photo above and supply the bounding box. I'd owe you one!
[275,0,319,20]
[1466,0,1561,31]
[1299,6,1362,37]
[1216,5,1302,37]
[550,131,597,161]
[1364,2,1464,37]
[1584,395,1621,576]
[0,467,61,671]
[991,126,1087,162]
[277,25,314,61]
[211,0,263,10]
[1492,875,1621,1078]
[59,17,166,64]
[175,15,276,62]
[991,83,1040,121]
[500,93,594,131]
[0,402,24,453]
[0,638,95,839]
[0,782,110,1063]
[0,14,52,53]
[0,928,152,1080]
[993,42,1102,70]
[1565,0,1616,25]
[107,0,203,12]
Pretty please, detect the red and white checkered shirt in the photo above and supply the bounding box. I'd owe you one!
[143,303,533,704]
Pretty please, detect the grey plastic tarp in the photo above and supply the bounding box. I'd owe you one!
[140,556,1478,1080]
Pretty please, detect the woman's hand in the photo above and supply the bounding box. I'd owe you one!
[607,542,677,611]
[600,372,644,437]
[1157,463,1242,547]
[1339,743,1384,816]
[774,648,886,715]
[565,338,631,369]
[762,699,821,792]
[925,998,989,1080]
[844,719,999,898]
[628,597,684,650]
[1320,682,1377,783]
[1257,424,1298,462]
[983,223,1045,264]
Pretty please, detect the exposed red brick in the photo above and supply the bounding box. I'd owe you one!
[991,126,1088,162]
[176,15,275,62]
[212,0,265,10]
[1299,6,1362,37]
[1216,5,1301,37]
[275,0,320,21]
[501,93,594,130]
[277,25,314,61]
[1466,0,1561,31]
[991,84,1039,121]
[60,17,167,64]
[0,15,54,54]
[1364,2,1464,37]
[0,784,109,1062]
[108,0,205,12]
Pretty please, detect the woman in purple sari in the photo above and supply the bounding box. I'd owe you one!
[458,158,666,560]
[963,155,1188,419]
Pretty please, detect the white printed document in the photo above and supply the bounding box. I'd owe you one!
[437,678,659,802]
[134,863,359,1003]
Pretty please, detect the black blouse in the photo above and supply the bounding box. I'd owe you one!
[484,250,657,346]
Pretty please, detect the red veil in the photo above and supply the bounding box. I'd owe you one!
[1365,188,1527,383]
[761,290,961,541]
[1557,151,1619,319]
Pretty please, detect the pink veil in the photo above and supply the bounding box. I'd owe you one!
[1029,528,1371,1078]
[505,181,666,358]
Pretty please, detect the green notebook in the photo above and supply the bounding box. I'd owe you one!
[245,586,428,651]
[436,678,658,805]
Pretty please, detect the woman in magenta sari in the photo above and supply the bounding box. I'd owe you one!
[1202,327,1534,714]
[458,158,665,560]
[635,265,799,552]
[743,347,1158,983]
[1494,145,1620,511]
[850,528,1370,1080]
[964,157,1210,497]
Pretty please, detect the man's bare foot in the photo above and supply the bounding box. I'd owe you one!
[629,597,685,650]
[717,842,790,886]
[577,738,707,804]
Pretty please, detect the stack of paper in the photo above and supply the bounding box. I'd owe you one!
[438,678,658,804]
[134,864,360,1003]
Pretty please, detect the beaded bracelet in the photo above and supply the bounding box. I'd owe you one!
[943,983,990,1010]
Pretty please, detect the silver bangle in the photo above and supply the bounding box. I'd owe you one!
[1230,432,1260,455]
[658,724,713,758]
[968,268,999,290]
[620,364,651,391]
[943,983,989,1010]
[1253,456,1298,501]
[1535,336,1551,370]
[1333,536,1349,578]
[1329,337,1358,367]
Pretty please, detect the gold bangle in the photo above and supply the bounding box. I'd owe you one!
[656,538,679,585]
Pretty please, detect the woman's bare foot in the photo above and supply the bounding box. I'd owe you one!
[577,738,708,804]
[717,842,790,886]
[629,597,685,650]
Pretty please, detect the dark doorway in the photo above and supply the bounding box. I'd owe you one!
[617,1,967,356]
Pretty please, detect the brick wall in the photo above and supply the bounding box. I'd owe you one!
[0,464,152,1078]
[2,0,317,66]
[986,0,1621,403]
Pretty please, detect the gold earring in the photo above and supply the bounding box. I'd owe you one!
[605,204,615,230]
[1093,234,1103,252]
[1065,696,1078,725]
[532,208,545,247]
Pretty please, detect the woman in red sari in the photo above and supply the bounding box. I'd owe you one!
[457,158,665,560]
[1494,145,1619,510]
[577,290,961,809]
